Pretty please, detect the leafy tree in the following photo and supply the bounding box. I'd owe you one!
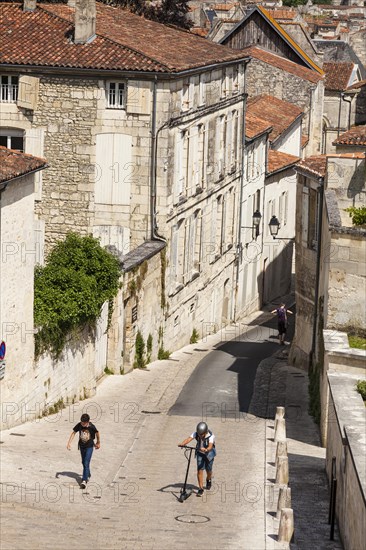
[99,0,193,29]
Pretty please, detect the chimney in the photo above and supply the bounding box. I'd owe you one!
[74,0,96,45]
[23,0,37,11]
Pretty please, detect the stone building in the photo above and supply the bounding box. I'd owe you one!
[0,147,47,422]
[237,95,301,315]
[289,150,366,370]
[322,62,362,153]
[242,46,324,157]
[0,1,250,377]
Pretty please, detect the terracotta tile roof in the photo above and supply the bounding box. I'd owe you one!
[298,152,365,178]
[323,62,355,91]
[212,3,236,11]
[245,112,272,140]
[0,146,47,184]
[243,46,323,83]
[267,150,300,175]
[267,9,297,21]
[301,134,309,148]
[247,95,303,142]
[296,155,327,178]
[191,27,210,37]
[0,3,248,74]
[327,152,365,159]
[332,126,366,146]
[348,79,366,90]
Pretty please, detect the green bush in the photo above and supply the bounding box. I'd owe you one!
[190,328,199,344]
[104,366,114,375]
[134,330,146,368]
[345,206,366,226]
[34,233,120,359]
[348,335,366,350]
[158,346,170,360]
[356,380,366,401]
[146,333,153,364]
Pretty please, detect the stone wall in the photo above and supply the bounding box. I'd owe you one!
[323,91,357,154]
[0,174,37,430]
[325,368,366,550]
[355,85,366,125]
[349,28,366,69]
[326,232,366,332]
[289,174,318,369]
[246,58,324,156]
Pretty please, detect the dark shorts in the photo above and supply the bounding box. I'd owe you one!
[278,321,287,335]
[197,451,215,472]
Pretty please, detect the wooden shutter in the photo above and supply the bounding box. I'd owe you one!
[17,76,39,110]
[126,81,151,115]
[95,134,132,205]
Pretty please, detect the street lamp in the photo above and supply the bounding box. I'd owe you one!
[268,215,295,241]
[269,215,280,239]
[241,210,262,238]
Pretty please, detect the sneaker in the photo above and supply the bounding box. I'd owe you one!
[197,488,204,497]
[206,479,212,490]
[80,480,87,489]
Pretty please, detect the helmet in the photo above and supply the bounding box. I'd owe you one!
[196,422,208,436]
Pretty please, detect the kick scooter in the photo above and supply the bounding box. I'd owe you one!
[178,445,196,502]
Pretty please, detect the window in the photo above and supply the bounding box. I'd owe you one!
[1,75,18,103]
[302,184,320,250]
[198,123,207,188]
[106,81,125,109]
[199,74,206,106]
[308,188,320,250]
[233,66,240,94]
[181,78,195,112]
[0,128,24,151]
[215,116,226,179]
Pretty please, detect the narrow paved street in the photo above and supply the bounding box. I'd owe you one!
[0,305,342,550]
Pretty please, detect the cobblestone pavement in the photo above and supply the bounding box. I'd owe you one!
[0,303,344,550]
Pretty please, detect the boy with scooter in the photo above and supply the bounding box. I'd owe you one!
[178,422,216,496]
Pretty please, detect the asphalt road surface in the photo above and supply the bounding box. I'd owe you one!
[169,307,296,418]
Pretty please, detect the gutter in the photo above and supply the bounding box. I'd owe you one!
[0,164,49,189]
[0,58,251,81]
[149,76,166,242]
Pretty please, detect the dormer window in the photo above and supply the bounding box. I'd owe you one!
[1,75,18,103]
[106,81,126,109]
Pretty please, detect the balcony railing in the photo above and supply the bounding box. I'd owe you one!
[1,84,18,103]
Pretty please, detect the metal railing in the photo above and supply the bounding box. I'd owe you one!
[328,455,338,541]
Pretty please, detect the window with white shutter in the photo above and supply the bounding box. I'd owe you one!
[95,133,132,205]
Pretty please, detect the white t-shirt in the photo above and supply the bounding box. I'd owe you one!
[191,431,215,445]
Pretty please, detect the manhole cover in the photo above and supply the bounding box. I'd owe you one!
[175,514,210,524]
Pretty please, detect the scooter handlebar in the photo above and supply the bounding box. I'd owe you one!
[178,445,196,450]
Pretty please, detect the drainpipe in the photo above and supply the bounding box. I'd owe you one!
[234,63,248,322]
[149,76,166,242]
[310,176,324,371]
[341,93,352,131]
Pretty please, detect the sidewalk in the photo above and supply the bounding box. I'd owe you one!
[0,301,343,550]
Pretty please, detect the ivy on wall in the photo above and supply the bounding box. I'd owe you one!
[34,233,121,359]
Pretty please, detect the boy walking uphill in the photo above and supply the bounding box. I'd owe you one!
[67,413,100,489]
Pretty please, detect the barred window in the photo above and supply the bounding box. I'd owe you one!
[0,75,18,103]
[106,81,125,109]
